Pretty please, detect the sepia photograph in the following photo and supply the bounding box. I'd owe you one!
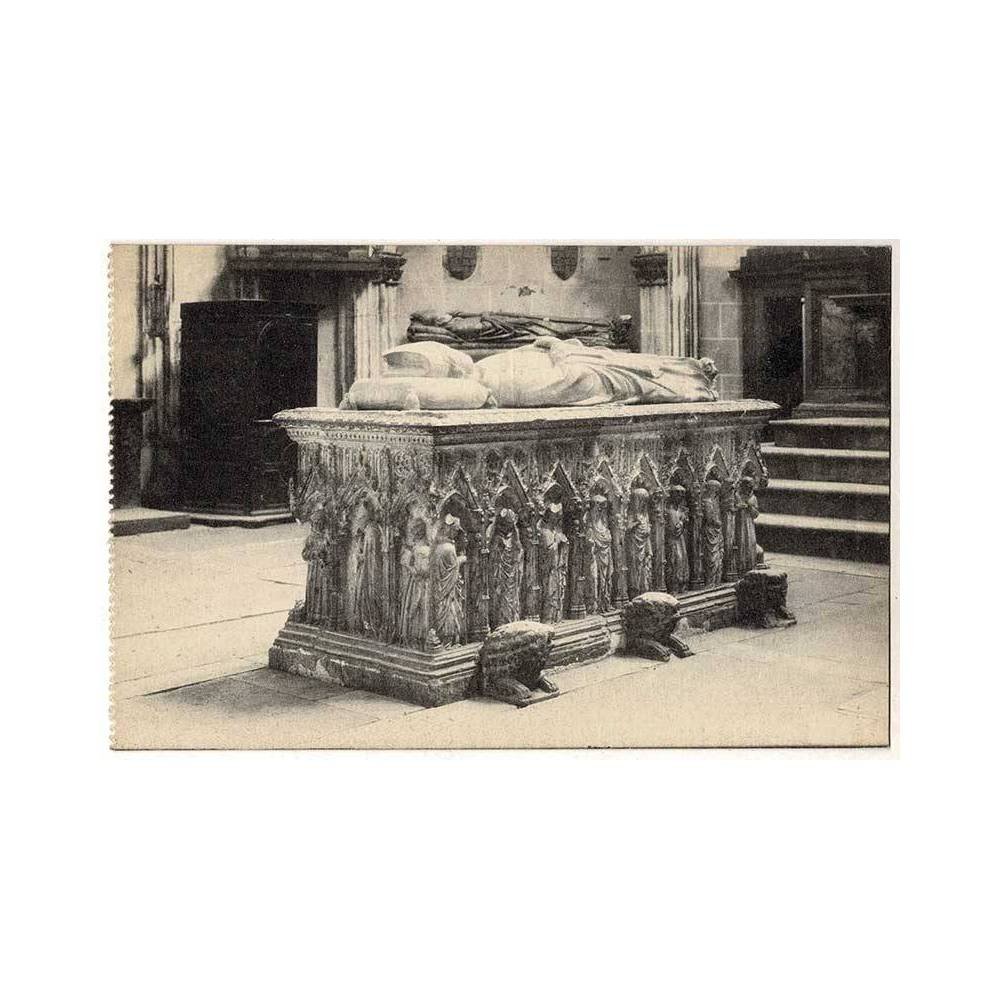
[109,242,893,750]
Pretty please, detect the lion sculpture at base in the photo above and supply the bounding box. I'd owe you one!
[477,620,558,708]
[735,570,797,629]
[621,592,696,662]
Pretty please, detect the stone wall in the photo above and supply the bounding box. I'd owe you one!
[396,245,642,349]
[697,246,751,400]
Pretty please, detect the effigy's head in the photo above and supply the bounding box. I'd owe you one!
[668,484,687,505]
[703,478,722,496]
[631,486,649,510]
[699,357,719,382]
[738,476,756,496]
[545,502,563,524]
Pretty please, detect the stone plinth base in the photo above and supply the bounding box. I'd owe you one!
[268,582,738,707]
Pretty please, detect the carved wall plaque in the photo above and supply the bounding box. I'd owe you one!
[445,245,478,280]
[550,246,579,280]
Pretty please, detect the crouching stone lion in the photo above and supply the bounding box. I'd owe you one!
[622,592,695,661]
[735,569,797,629]
[478,621,558,708]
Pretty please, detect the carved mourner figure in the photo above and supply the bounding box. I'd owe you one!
[431,514,466,646]
[735,476,761,576]
[585,492,614,613]
[398,519,432,647]
[664,485,690,594]
[701,478,725,587]
[353,496,384,636]
[626,487,654,598]
[488,508,523,629]
[303,503,335,623]
[539,502,568,623]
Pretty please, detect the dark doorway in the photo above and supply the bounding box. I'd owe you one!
[178,301,318,516]
[758,297,803,419]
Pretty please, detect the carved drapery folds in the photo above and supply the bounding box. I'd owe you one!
[284,416,772,653]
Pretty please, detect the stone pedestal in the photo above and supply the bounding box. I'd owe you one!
[268,399,778,707]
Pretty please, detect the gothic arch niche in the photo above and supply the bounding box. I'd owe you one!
[733,441,768,576]
[537,462,578,622]
[393,491,437,648]
[486,460,539,623]
[702,444,733,588]
[433,466,487,645]
[625,456,660,599]
[585,459,626,611]
[663,448,698,593]
[344,486,388,640]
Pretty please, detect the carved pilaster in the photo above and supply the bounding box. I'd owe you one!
[651,487,666,591]
[471,530,491,643]
[723,484,738,583]
[566,498,589,620]
[522,511,541,621]
[688,486,705,590]
[612,508,628,609]
[630,246,700,357]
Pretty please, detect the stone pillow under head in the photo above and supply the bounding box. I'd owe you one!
[383,342,475,379]
[340,376,496,411]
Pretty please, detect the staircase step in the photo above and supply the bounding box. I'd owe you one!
[756,512,889,563]
[794,402,889,419]
[770,417,890,451]
[762,445,890,485]
[760,479,890,522]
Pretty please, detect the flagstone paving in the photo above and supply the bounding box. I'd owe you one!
[111,524,891,749]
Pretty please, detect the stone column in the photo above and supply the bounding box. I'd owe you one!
[469,537,491,642]
[651,487,666,590]
[631,246,700,357]
[687,486,705,590]
[611,508,628,609]
[342,249,406,384]
[723,484,738,583]
[566,500,589,619]
[522,514,541,620]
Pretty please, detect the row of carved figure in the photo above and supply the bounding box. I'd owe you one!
[291,470,763,650]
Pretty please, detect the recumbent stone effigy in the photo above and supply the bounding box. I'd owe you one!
[270,336,779,707]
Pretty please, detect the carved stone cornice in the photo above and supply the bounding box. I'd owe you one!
[631,251,671,287]
[225,245,407,284]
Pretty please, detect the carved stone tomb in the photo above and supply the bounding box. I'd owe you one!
[268,399,778,707]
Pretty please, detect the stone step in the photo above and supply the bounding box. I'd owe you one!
[760,478,890,522]
[770,417,890,451]
[793,402,889,419]
[111,507,191,537]
[756,512,890,564]
[761,445,890,485]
